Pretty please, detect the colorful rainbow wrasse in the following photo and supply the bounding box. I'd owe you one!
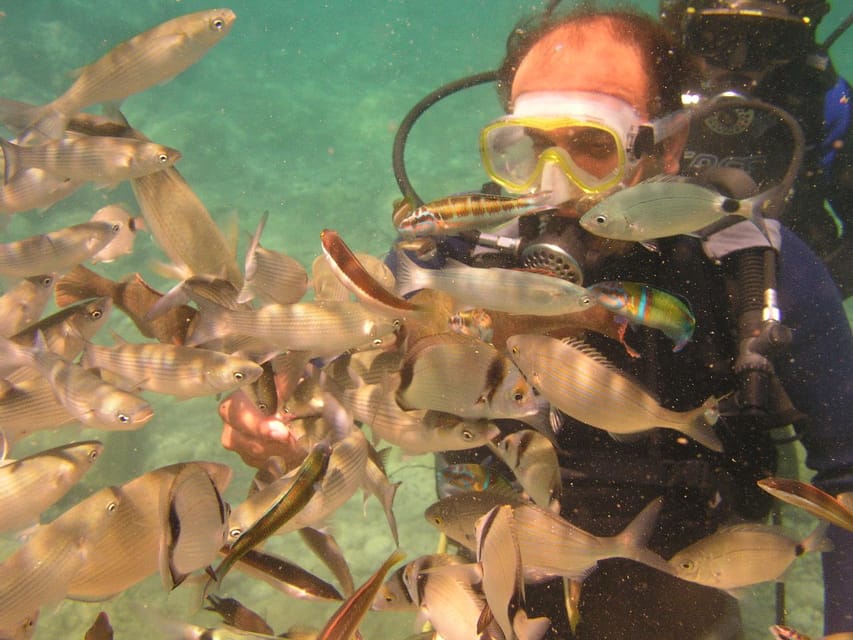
[396,191,553,239]
[589,280,696,352]
[437,462,513,499]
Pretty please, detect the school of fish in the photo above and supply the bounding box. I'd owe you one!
[0,7,835,640]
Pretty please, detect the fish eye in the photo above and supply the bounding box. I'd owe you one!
[511,345,519,355]
[679,560,694,570]
[211,17,226,30]
[41,276,54,287]
[580,295,592,306]
[594,214,608,225]
[117,413,130,424]
[461,429,474,441]
[257,402,268,411]
[392,319,403,329]
[157,153,169,164]
[88,449,99,462]
[384,594,395,603]
[90,309,102,319]
[229,527,242,538]
[107,501,118,512]
[513,391,525,403]
[111,223,121,233]
[430,515,443,526]
[233,371,244,381]
[372,338,383,347]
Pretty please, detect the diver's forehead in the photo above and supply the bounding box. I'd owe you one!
[510,23,651,119]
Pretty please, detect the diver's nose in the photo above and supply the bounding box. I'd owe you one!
[538,160,583,207]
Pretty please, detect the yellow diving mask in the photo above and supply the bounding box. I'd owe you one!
[480,91,688,196]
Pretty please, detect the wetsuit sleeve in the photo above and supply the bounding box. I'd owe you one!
[774,226,853,633]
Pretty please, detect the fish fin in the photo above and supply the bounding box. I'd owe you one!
[183,299,228,348]
[681,398,723,452]
[513,610,551,640]
[147,259,192,282]
[393,251,430,298]
[477,601,495,635]
[640,240,660,253]
[20,103,67,142]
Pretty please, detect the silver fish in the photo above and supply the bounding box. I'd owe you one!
[396,333,539,420]
[0,168,81,215]
[476,504,551,640]
[159,463,229,589]
[0,440,102,533]
[0,273,55,338]
[0,485,121,629]
[18,9,237,140]
[131,163,244,287]
[186,299,400,357]
[579,175,771,242]
[668,522,833,592]
[488,429,561,510]
[0,377,76,448]
[427,491,670,581]
[340,376,500,455]
[396,251,594,316]
[506,335,722,452]
[66,462,232,601]
[0,220,122,279]
[81,338,263,399]
[0,135,180,185]
[0,332,153,430]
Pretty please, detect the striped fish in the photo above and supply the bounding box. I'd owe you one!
[396,191,553,239]
[0,221,121,279]
[506,334,722,451]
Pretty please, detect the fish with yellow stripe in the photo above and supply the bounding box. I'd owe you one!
[589,280,696,352]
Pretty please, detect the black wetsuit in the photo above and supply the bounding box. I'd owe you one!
[392,217,853,637]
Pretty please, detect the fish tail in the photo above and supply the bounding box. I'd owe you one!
[55,265,109,307]
[184,301,226,347]
[616,498,672,573]
[681,397,723,452]
[0,137,20,183]
[394,251,429,298]
[512,610,552,640]
[21,103,68,142]
[798,521,834,555]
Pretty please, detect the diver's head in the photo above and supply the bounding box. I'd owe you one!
[482,11,690,217]
[661,0,829,94]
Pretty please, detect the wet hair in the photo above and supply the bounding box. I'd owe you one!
[496,4,692,118]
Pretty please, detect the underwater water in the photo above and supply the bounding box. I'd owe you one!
[1,1,852,638]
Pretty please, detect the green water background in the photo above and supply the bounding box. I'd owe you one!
[2,1,852,638]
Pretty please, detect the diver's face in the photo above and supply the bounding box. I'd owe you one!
[510,20,681,216]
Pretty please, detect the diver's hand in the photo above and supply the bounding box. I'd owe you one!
[218,388,298,468]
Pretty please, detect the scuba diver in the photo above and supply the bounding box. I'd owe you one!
[660,0,853,296]
[219,2,853,638]
[387,2,853,638]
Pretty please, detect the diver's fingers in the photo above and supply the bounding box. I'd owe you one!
[220,421,286,468]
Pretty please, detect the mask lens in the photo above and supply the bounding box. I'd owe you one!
[481,120,625,193]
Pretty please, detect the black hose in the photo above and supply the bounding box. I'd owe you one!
[392,70,499,207]
[822,8,853,51]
